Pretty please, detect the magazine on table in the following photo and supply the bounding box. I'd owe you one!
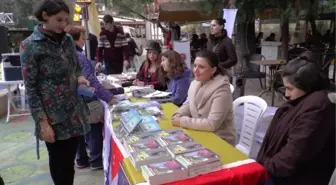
[142,91,172,99]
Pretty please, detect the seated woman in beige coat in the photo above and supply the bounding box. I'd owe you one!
[172,50,236,145]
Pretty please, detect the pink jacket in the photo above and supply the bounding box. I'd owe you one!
[173,75,236,145]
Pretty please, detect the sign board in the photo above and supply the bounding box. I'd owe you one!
[173,41,191,69]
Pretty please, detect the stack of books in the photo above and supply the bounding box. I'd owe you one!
[130,148,172,171]
[141,160,188,185]
[176,148,222,177]
[122,129,222,184]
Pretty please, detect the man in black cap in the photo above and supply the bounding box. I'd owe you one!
[96,14,129,74]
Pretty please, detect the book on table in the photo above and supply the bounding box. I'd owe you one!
[166,141,204,157]
[130,148,172,171]
[157,129,193,146]
[125,138,163,153]
[175,148,222,176]
[123,132,158,145]
[120,108,142,134]
[141,160,188,185]
[139,115,161,132]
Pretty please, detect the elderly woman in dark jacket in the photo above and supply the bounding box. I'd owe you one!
[257,51,335,185]
[207,18,237,74]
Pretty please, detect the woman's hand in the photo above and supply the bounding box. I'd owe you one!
[77,76,90,86]
[172,116,181,127]
[133,79,138,85]
[108,99,117,105]
[136,81,145,86]
[95,63,102,73]
[40,120,55,143]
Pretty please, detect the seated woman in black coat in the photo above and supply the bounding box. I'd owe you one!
[257,51,335,185]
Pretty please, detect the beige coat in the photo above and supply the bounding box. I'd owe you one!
[173,75,236,145]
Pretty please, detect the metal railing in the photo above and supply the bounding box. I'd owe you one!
[0,13,14,25]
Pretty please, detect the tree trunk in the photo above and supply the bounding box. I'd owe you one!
[280,16,290,60]
[309,18,317,36]
[235,21,256,72]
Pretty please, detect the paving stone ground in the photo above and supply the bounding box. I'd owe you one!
[0,116,104,185]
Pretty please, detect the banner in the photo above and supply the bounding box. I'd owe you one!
[173,41,191,69]
[88,0,101,36]
[223,9,238,39]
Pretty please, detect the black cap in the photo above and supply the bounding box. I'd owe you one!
[146,40,161,52]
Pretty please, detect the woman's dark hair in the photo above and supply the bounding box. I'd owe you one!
[34,0,70,22]
[213,18,226,27]
[195,50,227,77]
[283,51,333,93]
[210,18,227,41]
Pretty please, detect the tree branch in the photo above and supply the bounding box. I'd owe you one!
[110,0,155,23]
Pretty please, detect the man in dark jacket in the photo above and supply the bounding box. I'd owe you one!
[207,18,237,74]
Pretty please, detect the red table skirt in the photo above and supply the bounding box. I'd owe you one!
[165,162,268,185]
[107,135,269,185]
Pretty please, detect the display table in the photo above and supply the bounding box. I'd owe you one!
[102,101,270,185]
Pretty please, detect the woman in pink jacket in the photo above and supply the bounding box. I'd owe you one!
[172,50,236,145]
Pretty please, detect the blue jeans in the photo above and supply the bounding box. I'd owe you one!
[76,123,103,166]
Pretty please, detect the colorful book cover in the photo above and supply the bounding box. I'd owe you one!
[130,148,172,170]
[121,109,142,133]
[139,115,161,132]
[167,141,204,156]
[176,149,220,168]
[124,132,157,145]
[126,138,163,153]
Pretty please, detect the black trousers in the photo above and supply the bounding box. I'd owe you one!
[46,137,78,185]
[0,175,4,185]
[104,60,123,74]
[76,123,103,165]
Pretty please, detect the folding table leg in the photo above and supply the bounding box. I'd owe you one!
[6,84,11,123]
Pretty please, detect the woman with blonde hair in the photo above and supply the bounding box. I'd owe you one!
[160,50,191,106]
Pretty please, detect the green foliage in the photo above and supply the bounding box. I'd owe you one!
[327,0,336,9]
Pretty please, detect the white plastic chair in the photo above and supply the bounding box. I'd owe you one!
[233,95,268,157]
[329,168,336,185]
[230,84,234,93]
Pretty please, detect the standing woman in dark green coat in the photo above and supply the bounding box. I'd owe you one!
[20,0,90,184]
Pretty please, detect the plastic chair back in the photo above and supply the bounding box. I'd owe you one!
[233,96,268,157]
[329,168,336,185]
